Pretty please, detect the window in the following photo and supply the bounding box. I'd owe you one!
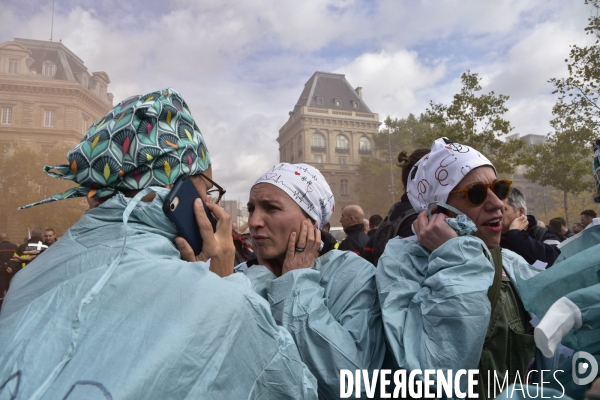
[0,142,11,155]
[41,144,54,152]
[99,84,106,99]
[359,137,372,155]
[43,63,55,77]
[1,107,12,124]
[352,100,359,108]
[335,98,341,107]
[82,118,88,134]
[82,75,88,87]
[316,96,323,105]
[8,59,18,73]
[311,133,325,147]
[341,179,349,197]
[314,155,323,163]
[338,157,346,164]
[336,135,348,149]
[44,110,55,127]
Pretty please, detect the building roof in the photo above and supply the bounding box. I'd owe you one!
[292,72,372,114]
[12,38,109,83]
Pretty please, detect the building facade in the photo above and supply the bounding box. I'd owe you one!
[0,38,113,237]
[278,72,380,226]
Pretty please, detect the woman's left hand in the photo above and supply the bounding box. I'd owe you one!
[282,219,321,275]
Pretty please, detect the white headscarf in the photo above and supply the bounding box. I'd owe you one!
[253,163,334,229]
[406,137,496,212]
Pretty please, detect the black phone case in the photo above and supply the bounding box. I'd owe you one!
[162,175,217,255]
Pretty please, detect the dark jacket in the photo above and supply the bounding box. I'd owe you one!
[500,215,561,267]
[338,224,369,255]
[0,240,18,269]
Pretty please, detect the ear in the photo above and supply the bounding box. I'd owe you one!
[518,207,525,216]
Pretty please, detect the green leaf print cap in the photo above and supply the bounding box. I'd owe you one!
[20,88,211,209]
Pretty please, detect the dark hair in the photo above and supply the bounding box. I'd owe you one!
[44,228,56,234]
[397,148,430,192]
[581,209,597,218]
[554,217,567,227]
[548,218,563,232]
[369,214,383,229]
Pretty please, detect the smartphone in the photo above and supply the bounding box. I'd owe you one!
[163,175,217,255]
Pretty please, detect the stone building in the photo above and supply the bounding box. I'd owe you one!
[0,38,113,236]
[277,72,380,226]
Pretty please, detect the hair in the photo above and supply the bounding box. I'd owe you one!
[507,187,527,215]
[322,222,331,232]
[581,209,597,218]
[369,214,383,229]
[548,218,563,233]
[30,227,43,238]
[397,148,430,192]
[44,228,55,234]
[554,217,567,227]
[573,222,584,229]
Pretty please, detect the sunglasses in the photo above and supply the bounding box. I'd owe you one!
[450,179,512,206]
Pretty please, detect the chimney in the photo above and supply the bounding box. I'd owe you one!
[355,87,362,99]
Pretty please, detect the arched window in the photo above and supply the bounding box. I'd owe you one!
[358,137,372,154]
[311,132,326,153]
[335,134,349,154]
[341,179,349,197]
[312,133,325,147]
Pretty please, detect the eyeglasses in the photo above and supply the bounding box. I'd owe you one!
[450,179,512,206]
[199,173,226,204]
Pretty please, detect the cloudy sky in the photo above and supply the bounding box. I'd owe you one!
[0,0,596,202]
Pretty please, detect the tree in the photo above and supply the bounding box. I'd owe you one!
[550,0,600,132]
[523,0,599,223]
[355,114,433,215]
[419,71,524,174]
[0,146,87,236]
[522,125,593,223]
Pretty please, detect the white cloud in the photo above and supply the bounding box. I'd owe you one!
[1,0,599,200]
[336,49,447,118]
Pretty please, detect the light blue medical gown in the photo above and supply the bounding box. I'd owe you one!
[236,250,386,399]
[376,236,540,374]
[0,189,317,400]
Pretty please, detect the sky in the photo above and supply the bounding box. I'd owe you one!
[0,0,597,202]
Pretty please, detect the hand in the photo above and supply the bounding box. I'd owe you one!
[10,254,38,264]
[509,215,529,232]
[282,219,321,275]
[6,267,12,274]
[175,199,236,278]
[412,207,458,252]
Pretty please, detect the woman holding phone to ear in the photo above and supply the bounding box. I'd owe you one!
[377,138,541,399]
[234,163,386,400]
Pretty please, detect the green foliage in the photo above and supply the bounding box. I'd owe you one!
[550,0,600,132]
[0,146,87,236]
[355,114,432,215]
[524,0,600,223]
[419,71,524,174]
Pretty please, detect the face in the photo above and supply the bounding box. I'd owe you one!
[581,214,593,227]
[248,183,313,264]
[339,208,353,229]
[446,166,504,249]
[44,231,56,244]
[572,223,582,233]
[501,200,523,236]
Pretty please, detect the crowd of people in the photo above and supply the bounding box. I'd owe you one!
[0,88,598,399]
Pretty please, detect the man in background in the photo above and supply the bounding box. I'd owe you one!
[501,188,561,267]
[338,205,369,255]
[580,209,597,229]
[44,228,57,246]
[361,214,383,264]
